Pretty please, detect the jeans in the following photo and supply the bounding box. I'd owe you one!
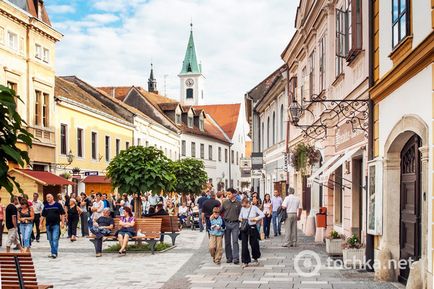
[263,215,271,237]
[19,223,33,248]
[80,212,89,237]
[31,214,41,241]
[224,221,240,262]
[240,225,261,264]
[198,209,204,232]
[271,211,281,235]
[46,224,60,256]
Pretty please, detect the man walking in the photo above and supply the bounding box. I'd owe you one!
[197,192,208,232]
[271,190,282,236]
[40,194,65,258]
[5,196,22,252]
[281,188,302,247]
[221,188,241,264]
[31,193,43,242]
[201,192,220,233]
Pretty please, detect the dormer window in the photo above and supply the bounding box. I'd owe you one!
[199,118,204,131]
[187,116,193,128]
[175,112,181,124]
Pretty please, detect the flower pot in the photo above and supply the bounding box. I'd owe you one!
[343,248,366,267]
[326,238,343,256]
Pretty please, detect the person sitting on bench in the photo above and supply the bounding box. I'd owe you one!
[90,208,114,257]
[116,206,135,255]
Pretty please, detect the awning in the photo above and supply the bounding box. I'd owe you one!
[15,169,74,186]
[319,146,363,183]
[307,153,343,186]
[83,176,111,184]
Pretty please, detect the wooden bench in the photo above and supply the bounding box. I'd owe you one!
[0,252,53,289]
[149,215,180,246]
[89,218,162,254]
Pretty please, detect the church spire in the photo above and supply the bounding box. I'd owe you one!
[148,63,157,93]
[180,23,201,75]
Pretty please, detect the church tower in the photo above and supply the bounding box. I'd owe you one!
[178,23,205,105]
[148,63,157,93]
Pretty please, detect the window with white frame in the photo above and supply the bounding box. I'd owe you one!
[105,136,110,161]
[392,0,410,48]
[60,124,67,155]
[43,48,49,63]
[77,128,83,158]
[199,117,204,131]
[8,31,18,51]
[208,145,213,160]
[280,104,284,141]
[191,142,196,157]
[35,44,42,59]
[200,143,205,159]
[181,140,186,156]
[175,112,181,124]
[218,147,222,162]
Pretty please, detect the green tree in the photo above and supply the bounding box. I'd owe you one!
[0,85,33,195]
[107,146,176,209]
[173,158,208,197]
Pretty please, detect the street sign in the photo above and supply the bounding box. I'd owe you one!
[84,171,99,176]
[251,152,263,170]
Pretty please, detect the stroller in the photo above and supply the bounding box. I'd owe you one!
[188,206,200,230]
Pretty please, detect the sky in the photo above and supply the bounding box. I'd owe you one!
[47,0,297,104]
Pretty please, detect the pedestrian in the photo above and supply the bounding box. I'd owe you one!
[0,196,4,247]
[40,193,65,258]
[79,192,90,237]
[196,192,208,232]
[262,194,272,239]
[239,198,264,268]
[220,188,242,264]
[281,188,302,247]
[201,192,221,233]
[5,196,22,252]
[91,192,104,222]
[18,198,34,252]
[208,207,225,265]
[66,198,81,242]
[90,208,114,257]
[117,206,135,255]
[271,190,283,236]
[31,193,43,242]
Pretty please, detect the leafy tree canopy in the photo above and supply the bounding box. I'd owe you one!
[173,158,208,195]
[0,85,33,194]
[107,146,176,195]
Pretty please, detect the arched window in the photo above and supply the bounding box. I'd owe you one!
[261,122,264,151]
[272,112,276,145]
[186,88,193,99]
[280,104,284,141]
[267,117,270,148]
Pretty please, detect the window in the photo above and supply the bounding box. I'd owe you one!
[191,142,196,157]
[126,141,130,150]
[35,91,41,126]
[272,112,276,145]
[319,36,326,92]
[175,113,181,124]
[200,143,204,159]
[267,117,270,148]
[218,147,222,161]
[336,7,346,76]
[261,122,264,151]
[199,118,204,131]
[392,0,410,48]
[231,150,234,164]
[186,88,193,99]
[309,51,315,97]
[42,93,48,127]
[236,152,239,165]
[225,148,228,163]
[137,138,141,146]
[77,128,83,158]
[116,139,120,156]
[181,140,186,156]
[35,44,42,59]
[7,81,17,93]
[208,145,213,160]
[91,132,97,160]
[105,136,110,161]
[43,48,49,63]
[60,124,67,155]
[301,67,306,99]
[7,31,17,51]
[280,104,284,141]
[336,1,362,66]
[187,116,193,128]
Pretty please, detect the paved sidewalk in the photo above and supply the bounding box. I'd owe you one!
[165,231,404,289]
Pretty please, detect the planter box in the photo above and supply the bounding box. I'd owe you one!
[343,248,366,267]
[326,238,343,256]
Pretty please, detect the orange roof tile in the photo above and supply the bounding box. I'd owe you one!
[97,87,132,101]
[194,104,241,139]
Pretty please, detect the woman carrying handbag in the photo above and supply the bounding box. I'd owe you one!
[239,198,264,268]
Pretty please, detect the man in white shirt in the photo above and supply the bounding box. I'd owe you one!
[281,188,302,247]
[31,193,44,242]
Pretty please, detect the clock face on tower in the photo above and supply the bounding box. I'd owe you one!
[185,78,194,87]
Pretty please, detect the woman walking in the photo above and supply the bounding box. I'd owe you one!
[262,194,272,239]
[18,198,34,252]
[66,198,81,241]
[239,198,264,268]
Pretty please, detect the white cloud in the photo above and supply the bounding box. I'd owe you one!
[46,4,76,14]
[53,0,297,104]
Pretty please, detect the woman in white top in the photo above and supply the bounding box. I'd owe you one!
[238,198,265,268]
[262,194,272,239]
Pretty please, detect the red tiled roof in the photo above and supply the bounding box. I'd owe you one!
[16,169,74,186]
[83,176,111,184]
[97,86,132,101]
[194,104,241,139]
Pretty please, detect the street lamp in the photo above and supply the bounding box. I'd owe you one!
[289,98,302,125]
[66,150,74,165]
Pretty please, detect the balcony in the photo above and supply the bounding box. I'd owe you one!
[27,126,56,147]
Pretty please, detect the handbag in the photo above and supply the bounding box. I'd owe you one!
[240,206,252,233]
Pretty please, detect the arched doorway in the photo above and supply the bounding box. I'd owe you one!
[399,134,422,282]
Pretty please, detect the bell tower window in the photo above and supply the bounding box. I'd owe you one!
[186,88,194,99]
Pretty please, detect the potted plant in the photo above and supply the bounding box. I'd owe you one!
[342,234,365,267]
[60,172,71,180]
[325,230,344,256]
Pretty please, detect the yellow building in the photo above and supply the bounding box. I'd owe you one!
[54,77,135,195]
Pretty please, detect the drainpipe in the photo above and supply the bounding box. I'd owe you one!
[366,0,375,272]
[285,65,291,195]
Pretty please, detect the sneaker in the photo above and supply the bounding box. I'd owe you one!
[52,254,57,259]
[48,254,53,258]
[252,259,259,266]
[234,260,240,265]
[226,259,233,264]
[215,260,221,265]
[96,253,102,257]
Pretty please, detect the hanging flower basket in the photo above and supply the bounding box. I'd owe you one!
[290,143,320,175]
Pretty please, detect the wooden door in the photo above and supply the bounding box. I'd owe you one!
[302,176,311,215]
[399,135,421,283]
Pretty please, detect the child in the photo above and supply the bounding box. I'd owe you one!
[208,207,225,265]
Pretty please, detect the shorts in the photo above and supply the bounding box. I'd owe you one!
[6,228,19,247]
